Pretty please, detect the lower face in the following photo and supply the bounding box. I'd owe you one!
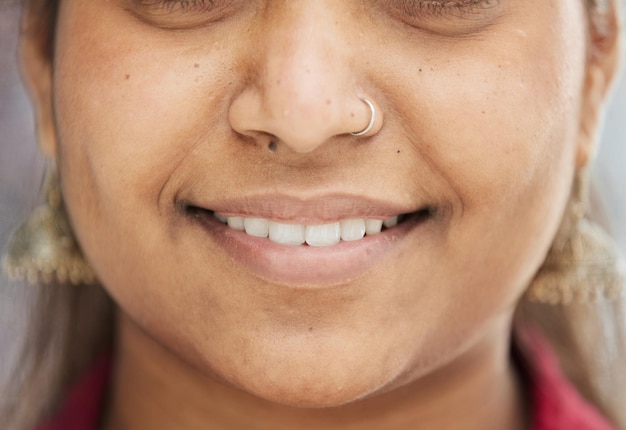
[51,0,586,406]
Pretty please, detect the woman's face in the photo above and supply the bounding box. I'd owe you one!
[29,0,600,406]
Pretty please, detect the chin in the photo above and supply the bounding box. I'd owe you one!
[203,340,406,409]
[230,372,389,409]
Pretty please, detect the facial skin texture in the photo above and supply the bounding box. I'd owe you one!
[21,0,619,428]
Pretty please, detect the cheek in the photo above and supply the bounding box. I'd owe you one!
[379,6,587,235]
[52,0,259,202]
[399,47,584,210]
[53,39,225,202]
[52,2,241,264]
[371,6,589,315]
[50,5,238,314]
[370,3,587,214]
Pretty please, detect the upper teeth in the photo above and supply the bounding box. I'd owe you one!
[216,213,399,247]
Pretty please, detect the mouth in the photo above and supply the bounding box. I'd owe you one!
[182,197,435,286]
[196,210,429,247]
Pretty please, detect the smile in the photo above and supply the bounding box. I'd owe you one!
[213,212,406,247]
[183,194,434,286]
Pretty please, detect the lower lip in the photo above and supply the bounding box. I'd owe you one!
[192,211,430,287]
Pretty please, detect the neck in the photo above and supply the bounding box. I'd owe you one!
[103,313,528,430]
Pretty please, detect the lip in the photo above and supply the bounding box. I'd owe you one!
[181,193,422,224]
[184,195,433,287]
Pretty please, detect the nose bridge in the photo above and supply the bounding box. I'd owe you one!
[252,2,358,151]
[264,6,342,107]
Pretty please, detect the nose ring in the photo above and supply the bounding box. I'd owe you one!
[351,97,377,137]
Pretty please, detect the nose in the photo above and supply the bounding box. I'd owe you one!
[229,3,382,154]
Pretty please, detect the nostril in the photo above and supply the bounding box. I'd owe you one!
[229,82,383,155]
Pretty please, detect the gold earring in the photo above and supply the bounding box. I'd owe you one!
[2,168,97,285]
[526,170,625,304]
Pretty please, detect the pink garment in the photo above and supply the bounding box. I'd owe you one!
[36,333,615,430]
[522,331,615,430]
[35,355,111,430]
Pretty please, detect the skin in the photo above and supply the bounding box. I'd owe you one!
[20,0,620,428]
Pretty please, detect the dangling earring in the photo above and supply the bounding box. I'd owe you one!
[526,169,625,304]
[2,168,97,285]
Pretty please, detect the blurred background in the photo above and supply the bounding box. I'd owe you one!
[1,2,625,387]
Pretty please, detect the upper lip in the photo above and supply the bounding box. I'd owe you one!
[182,193,427,224]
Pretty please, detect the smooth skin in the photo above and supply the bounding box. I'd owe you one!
[21,0,620,429]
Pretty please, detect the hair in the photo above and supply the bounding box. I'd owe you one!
[1,1,624,429]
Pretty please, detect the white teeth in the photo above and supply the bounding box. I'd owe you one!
[340,219,366,241]
[214,212,402,246]
[365,219,383,235]
[269,221,306,245]
[306,223,341,247]
[383,216,398,228]
[227,216,245,231]
[244,217,269,238]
